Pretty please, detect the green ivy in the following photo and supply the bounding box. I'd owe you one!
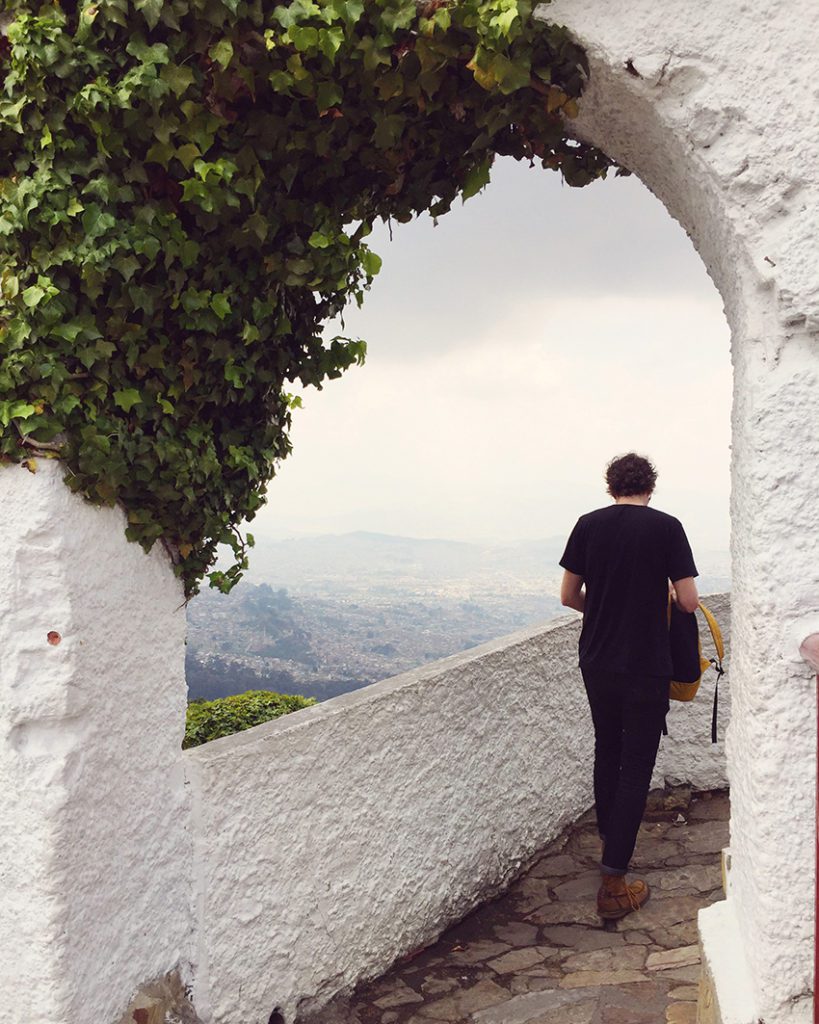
[184,688,317,747]
[0,0,614,595]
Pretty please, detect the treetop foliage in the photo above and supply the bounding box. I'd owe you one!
[184,688,317,747]
[0,0,613,594]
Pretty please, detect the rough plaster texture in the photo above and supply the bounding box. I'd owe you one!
[186,600,730,1024]
[538,4,819,1020]
[0,462,193,1024]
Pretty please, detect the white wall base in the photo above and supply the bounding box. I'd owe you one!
[698,899,761,1024]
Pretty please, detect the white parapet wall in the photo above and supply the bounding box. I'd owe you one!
[0,462,193,1024]
[185,600,731,1024]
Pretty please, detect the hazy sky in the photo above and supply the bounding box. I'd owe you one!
[249,158,732,556]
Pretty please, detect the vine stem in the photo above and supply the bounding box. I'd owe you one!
[13,422,66,453]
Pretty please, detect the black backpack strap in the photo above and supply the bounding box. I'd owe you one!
[710,664,725,744]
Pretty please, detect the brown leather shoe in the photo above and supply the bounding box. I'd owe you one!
[596,874,650,920]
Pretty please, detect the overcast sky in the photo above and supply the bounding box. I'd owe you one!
[249,157,732,556]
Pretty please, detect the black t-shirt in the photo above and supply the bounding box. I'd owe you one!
[559,504,698,676]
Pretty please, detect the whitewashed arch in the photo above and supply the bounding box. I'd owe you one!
[546,2,819,1020]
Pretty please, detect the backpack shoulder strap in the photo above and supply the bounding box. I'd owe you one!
[697,601,725,665]
[696,598,724,745]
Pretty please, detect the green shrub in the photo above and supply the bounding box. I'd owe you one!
[184,689,316,748]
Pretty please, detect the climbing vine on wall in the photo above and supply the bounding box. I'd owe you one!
[0,0,614,595]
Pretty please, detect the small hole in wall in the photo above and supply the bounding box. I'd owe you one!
[47,631,61,646]
[268,1011,285,1024]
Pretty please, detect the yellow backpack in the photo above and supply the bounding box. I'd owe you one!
[668,599,725,742]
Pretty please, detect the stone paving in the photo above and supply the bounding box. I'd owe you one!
[346,789,729,1024]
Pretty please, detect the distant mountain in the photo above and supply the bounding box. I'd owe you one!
[245,531,569,593]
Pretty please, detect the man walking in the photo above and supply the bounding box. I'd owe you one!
[559,453,699,919]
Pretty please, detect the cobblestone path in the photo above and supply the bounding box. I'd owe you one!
[347,789,728,1024]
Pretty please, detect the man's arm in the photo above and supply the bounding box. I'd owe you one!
[671,576,699,614]
[561,570,586,613]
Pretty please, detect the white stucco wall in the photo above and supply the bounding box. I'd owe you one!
[0,462,193,1024]
[542,3,819,1021]
[186,600,730,1024]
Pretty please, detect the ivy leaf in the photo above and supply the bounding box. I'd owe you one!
[51,323,84,342]
[224,362,245,387]
[361,250,382,276]
[22,285,46,308]
[340,0,364,24]
[160,64,195,98]
[315,81,343,112]
[176,143,201,171]
[211,293,232,320]
[373,113,405,149]
[491,6,519,39]
[272,4,299,29]
[269,70,294,93]
[113,389,142,412]
[489,53,531,95]
[547,86,569,113]
[82,205,116,237]
[0,401,37,427]
[462,158,492,200]
[146,141,175,167]
[113,255,141,282]
[209,40,234,71]
[289,26,319,52]
[126,39,170,65]
[318,27,345,61]
[56,395,82,415]
[0,272,19,300]
[134,0,164,31]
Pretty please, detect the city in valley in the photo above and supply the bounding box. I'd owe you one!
[186,531,731,704]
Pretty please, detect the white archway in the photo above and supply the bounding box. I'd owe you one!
[546,1,819,1019]
[0,4,817,1024]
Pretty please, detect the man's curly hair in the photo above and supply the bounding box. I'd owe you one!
[605,453,657,498]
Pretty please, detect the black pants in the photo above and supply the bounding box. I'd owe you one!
[581,666,669,875]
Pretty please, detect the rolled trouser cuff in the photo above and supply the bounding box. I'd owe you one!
[600,862,628,876]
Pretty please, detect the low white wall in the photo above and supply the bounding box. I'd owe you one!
[186,616,593,1024]
[186,597,730,1024]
